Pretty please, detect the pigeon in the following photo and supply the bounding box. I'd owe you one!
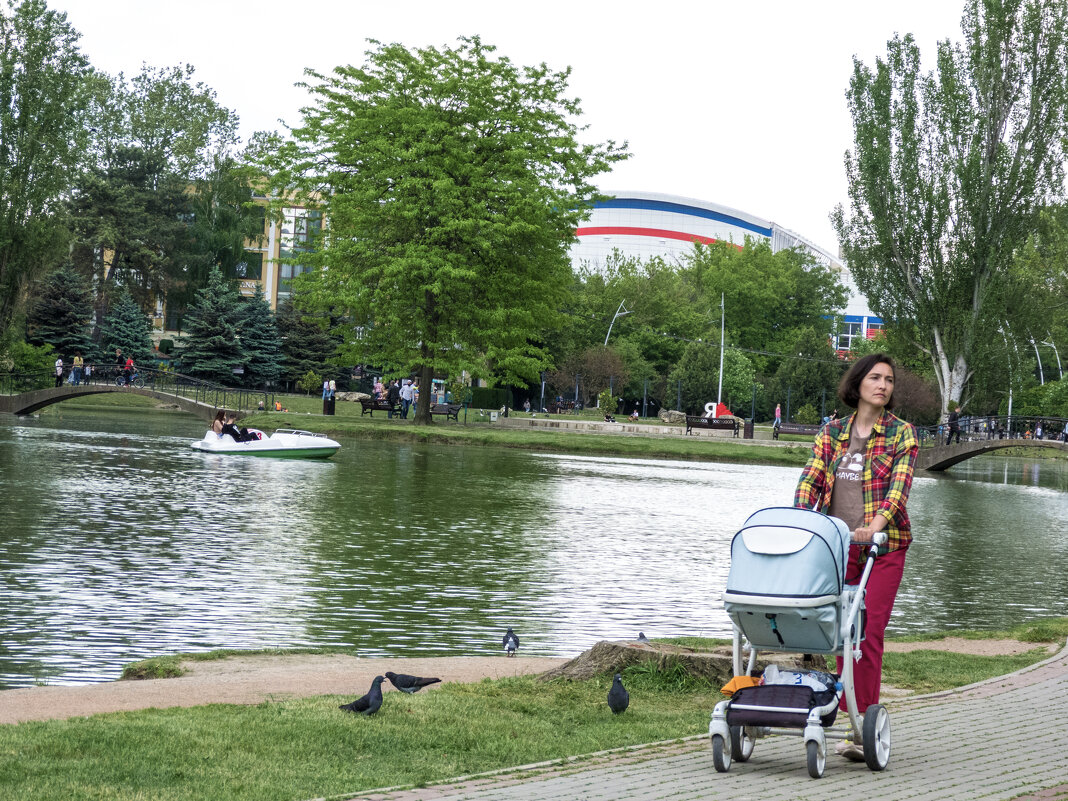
[607,673,630,714]
[503,627,519,657]
[637,632,651,644]
[385,671,442,694]
[339,675,385,715]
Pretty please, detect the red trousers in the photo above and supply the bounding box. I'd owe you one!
[836,545,907,712]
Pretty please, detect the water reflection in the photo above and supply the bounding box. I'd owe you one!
[1,409,1067,689]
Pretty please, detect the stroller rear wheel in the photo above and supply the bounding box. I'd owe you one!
[862,704,891,771]
[806,739,825,778]
[730,725,754,762]
[711,733,731,772]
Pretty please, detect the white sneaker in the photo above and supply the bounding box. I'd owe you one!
[835,740,865,762]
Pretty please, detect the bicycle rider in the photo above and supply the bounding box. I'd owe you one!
[123,355,135,387]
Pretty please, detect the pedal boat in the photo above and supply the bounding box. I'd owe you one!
[191,428,341,458]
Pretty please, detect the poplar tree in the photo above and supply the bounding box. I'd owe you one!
[267,37,627,423]
[833,0,1068,415]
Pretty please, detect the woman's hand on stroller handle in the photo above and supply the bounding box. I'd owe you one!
[851,526,888,547]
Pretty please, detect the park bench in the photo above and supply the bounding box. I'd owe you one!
[430,403,462,422]
[360,398,401,417]
[685,415,739,437]
[773,422,822,440]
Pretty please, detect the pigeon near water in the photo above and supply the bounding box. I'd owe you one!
[503,627,519,657]
[339,675,385,715]
[385,671,442,694]
[607,673,630,714]
[637,632,651,644]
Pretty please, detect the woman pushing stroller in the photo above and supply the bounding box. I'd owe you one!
[793,353,918,761]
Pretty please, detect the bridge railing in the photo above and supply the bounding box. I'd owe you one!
[916,414,1068,447]
[0,364,271,413]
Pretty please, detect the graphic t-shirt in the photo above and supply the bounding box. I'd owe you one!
[828,430,870,533]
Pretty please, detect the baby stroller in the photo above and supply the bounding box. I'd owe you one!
[709,506,891,778]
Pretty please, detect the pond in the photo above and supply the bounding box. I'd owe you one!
[1,408,1066,688]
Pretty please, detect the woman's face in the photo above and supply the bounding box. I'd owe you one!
[859,362,894,409]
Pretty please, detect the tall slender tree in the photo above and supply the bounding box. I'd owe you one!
[833,0,1068,415]
[0,0,91,342]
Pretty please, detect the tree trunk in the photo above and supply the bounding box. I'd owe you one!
[932,326,968,419]
[414,362,434,425]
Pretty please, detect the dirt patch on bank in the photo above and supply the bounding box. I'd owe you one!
[882,637,1060,657]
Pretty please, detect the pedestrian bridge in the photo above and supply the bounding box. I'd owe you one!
[918,437,1068,471]
[0,367,266,424]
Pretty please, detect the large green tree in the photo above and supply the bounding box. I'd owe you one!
[267,36,626,423]
[833,0,1068,417]
[99,289,154,365]
[178,267,244,384]
[236,293,284,389]
[0,0,90,343]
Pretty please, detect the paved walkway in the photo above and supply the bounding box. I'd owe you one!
[345,644,1068,801]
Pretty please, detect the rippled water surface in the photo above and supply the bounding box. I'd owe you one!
[2,409,1067,688]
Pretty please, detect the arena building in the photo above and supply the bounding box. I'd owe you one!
[569,191,881,353]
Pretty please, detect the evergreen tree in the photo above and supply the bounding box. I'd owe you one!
[26,266,95,362]
[179,268,244,384]
[99,289,154,364]
[275,297,340,391]
[237,293,283,389]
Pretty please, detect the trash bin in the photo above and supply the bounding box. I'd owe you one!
[743,418,754,439]
[323,397,335,416]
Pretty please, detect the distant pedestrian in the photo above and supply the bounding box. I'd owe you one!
[400,379,414,418]
[54,356,63,387]
[72,353,83,386]
[386,379,401,418]
[774,403,782,429]
[83,363,92,385]
[946,406,961,445]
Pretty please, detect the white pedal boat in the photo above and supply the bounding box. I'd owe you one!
[191,428,341,458]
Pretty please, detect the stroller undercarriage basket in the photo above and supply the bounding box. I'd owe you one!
[726,683,838,729]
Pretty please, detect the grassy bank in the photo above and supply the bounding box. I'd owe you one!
[3,620,1064,801]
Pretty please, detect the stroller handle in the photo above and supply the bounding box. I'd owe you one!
[850,531,888,547]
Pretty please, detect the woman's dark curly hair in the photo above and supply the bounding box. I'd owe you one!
[838,353,896,410]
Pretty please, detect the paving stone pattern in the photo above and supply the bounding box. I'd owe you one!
[347,647,1068,801]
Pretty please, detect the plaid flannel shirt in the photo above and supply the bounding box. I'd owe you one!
[793,410,919,553]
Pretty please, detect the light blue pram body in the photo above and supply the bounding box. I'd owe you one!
[710,506,890,778]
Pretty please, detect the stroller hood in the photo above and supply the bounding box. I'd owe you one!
[727,507,851,599]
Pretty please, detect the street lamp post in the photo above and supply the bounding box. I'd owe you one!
[717,294,724,410]
[604,300,632,347]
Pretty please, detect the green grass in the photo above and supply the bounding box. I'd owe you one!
[0,672,721,801]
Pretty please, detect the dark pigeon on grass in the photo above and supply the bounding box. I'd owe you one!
[385,671,441,694]
[339,675,385,715]
[503,627,519,657]
[608,673,630,714]
[637,632,651,644]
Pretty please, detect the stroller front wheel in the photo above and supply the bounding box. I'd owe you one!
[806,739,825,778]
[711,733,731,772]
[862,703,891,770]
[730,725,754,762]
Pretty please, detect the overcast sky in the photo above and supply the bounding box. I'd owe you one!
[53,0,967,253]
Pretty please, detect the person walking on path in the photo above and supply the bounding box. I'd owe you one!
[72,353,83,386]
[946,406,961,445]
[54,356,64,387]
[793,353,919,761]
[774,403,781,430]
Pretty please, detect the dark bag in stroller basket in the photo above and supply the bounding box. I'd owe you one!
[726,683,838,728]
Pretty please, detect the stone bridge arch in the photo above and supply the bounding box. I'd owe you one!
[1,385,220,423]
[918,438,1068,471]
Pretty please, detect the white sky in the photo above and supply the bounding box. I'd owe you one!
[53,0,966,253]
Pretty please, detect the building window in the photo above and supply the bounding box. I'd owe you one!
[235,251,263,280]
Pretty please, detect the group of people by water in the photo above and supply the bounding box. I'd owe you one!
[371,377,421,419]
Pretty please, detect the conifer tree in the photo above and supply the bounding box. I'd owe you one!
[275,297,340,391]
[237,293,283,389]
[179,268,244,384]
[99,289,154,364]
[26,266,95,362]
